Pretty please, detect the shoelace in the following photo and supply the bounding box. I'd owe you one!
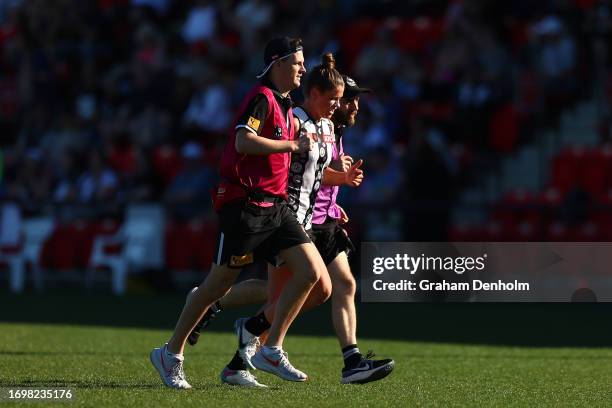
[239,370,257,381]
[169,360,186,382]
[246,337,260,357]
[278,351,296,370]
[364,350,376,360]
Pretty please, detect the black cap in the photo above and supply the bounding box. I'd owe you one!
[342,75,372,99]
[256,37,303,79]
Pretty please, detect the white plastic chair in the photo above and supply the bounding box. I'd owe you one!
[88,204,165,295]
[1,212,55,292]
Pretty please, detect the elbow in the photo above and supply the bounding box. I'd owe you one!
[235,135,247,154]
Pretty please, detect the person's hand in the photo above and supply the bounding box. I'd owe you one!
[338,205,349,224]
[345,159,364,187]
[339,154,353,172]
[293,133,314,153]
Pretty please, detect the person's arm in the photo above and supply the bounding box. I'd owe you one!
[322,160,364,187]
[234,94,312,155]
[329,154,353,171]
[235,128,311,154]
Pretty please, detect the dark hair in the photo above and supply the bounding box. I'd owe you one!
[290,37,303,51]
[305,53,344,94]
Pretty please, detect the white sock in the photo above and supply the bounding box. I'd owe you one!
[164,345,183,360]
[262,345,282,354]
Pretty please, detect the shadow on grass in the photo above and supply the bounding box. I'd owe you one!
[0,378,281,391]
[0,378,160,390]
[1,291,611,348]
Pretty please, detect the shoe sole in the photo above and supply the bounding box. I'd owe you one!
[235,318,256,370]
[220,375,268,388]
[150,348,191,389]
[342,360,395,384]
[252,354,308,382]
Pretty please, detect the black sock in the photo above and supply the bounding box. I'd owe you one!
[226,350,247,370]
[213,300,223,313]
[244,312,270,336]
[342,344,362,369]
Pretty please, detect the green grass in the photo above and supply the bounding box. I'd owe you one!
[1,322,611,407]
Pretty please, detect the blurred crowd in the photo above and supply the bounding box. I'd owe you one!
[1,0,612,240]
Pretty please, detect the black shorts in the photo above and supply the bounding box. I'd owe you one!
[215,200,311,268]
[311,218,355,266]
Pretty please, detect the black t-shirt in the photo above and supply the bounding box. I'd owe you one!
[235,79,293,135]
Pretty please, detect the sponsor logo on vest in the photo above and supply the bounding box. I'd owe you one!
[247,116,261,132]
[274,126,283,139]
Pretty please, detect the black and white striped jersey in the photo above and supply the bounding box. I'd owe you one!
[287,106,335,230]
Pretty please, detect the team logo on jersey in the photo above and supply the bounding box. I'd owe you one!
[247,116,261,132]
[229,253,254,267]
[274,126,283,139]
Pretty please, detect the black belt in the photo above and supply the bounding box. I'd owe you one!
[248,190,285,204]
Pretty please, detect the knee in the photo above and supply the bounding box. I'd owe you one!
[295,258,324,287]
[310,274,332,306]
[319,275,333,303]
[204,267,237,299]
[334,274,356,299]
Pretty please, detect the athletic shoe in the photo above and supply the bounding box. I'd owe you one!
[235,317,260,370]
[220,367,267,388]
[186,287,222,346]
[251,347,308,382]
[150,344,192,389]
[341,351,395,384]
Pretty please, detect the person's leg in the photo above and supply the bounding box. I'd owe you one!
[242,243,329,381]
[151,262,242,389]
[327,252,357,349]
[219,278,268,309]
[263,242,327,347]
[187,278,268,346]
[326,251,395,384]
[168,263,241,354]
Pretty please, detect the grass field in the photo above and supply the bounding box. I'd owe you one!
[1,293,611,407]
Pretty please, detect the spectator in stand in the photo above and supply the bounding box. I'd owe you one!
[530,15,577,124]
[181,0,217,44]
[77,149,119,204]
[7,147,51,215]
[182,65,232,139]
[120,147,162,203]
[354,26,401,80]
[164,142,216,221]
[52,149,80,204]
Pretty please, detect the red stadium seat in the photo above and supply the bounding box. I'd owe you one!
[578,148,607,197]
[546,222,572,242]
[489,103,518,153]
[574,222,604,241]
[187,219,218,272]
[449,223,479,241]
[509,221,539,242]
[550,146,587,195]
[338,19,382,69]
[492,189,540,228]
[165,222,192,271]
[393,17,446,53]
[152,144,182,186]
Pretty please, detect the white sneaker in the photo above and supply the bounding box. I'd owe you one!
[150,344,192,389]
[251,347,308,382]
[235,318,260,370]
[220,366,267,388]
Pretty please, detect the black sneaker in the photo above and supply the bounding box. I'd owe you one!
[341,351,395,384]
[186,287,222,346]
